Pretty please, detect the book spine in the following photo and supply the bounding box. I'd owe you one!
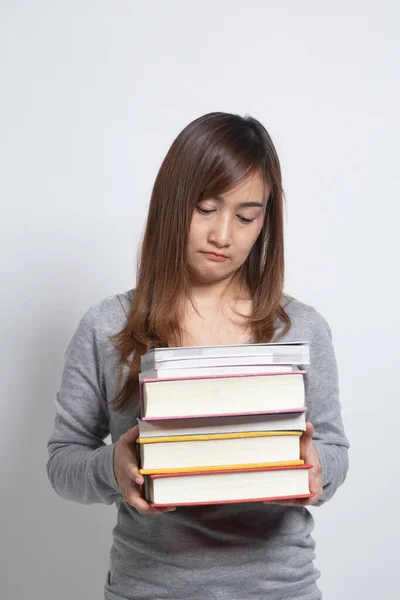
[139,380,144,418]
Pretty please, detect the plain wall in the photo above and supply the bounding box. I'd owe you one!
[1,1,399,598]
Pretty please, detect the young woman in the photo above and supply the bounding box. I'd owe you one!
[47,112,349,600]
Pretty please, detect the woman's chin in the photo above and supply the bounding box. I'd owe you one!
[189,268,235,287]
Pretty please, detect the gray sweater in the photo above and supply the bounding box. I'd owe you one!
[46,290,349,600]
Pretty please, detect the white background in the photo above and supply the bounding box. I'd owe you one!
[1,1,399,598]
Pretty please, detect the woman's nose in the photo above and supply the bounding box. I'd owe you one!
[208,215,232,247]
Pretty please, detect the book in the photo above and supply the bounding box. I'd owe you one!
[141,354,306,371]
[141,340,309,362]
[138,430,302,473]
[141,342,309,371]
[140,371,306,419]
[139,363,294,381]
[144,464,312,506]
[137,341,310,507]
[138,410,306,435]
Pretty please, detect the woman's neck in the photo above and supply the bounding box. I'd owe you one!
[189,274,249,305]
[179,279,253,347]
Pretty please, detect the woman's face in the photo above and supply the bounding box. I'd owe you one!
[187,172,268,286]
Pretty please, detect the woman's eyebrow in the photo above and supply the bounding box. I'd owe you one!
[211,194,265,208]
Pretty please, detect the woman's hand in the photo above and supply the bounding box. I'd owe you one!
[113,424,176,514]
[264,422,323,507]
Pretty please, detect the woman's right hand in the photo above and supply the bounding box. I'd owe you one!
[113,424,176,514]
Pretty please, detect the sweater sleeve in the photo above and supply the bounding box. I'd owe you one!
[46,301,121,505]
[304,309,350,507]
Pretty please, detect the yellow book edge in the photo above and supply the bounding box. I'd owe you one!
[139,459,305,475]
[138,430,303,444]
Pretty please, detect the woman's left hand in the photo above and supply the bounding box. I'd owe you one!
[264,422,323,507]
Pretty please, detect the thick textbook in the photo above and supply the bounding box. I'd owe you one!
[139,363,293,381]
[140,371,306,419]
[138,410,306,435]
[144,464,312,506]
[142,341,309,361]
[141,341,309,371]
[138,430,302,473]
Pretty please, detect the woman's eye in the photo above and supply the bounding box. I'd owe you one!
[196,206,215,215]
[196,206,255,223]
[237,215,254,224]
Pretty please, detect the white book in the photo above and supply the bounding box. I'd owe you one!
[141,354,307,371]
[138,411,306,437]
[139,364,294,381]
[145,465,312,506]
[141,341,309,370]
[138,431,302,472]
[141,372,306,419]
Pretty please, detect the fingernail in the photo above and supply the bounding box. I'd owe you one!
[162,507,176,512]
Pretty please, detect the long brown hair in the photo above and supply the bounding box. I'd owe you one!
[110,112,292,410]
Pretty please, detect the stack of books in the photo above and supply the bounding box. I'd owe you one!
[137,342,312,507]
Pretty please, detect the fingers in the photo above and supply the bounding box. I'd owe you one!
[308,470,319,495]
[123,484,176,515]
[126,462,144,486]
[263,488,321,507]
[120,424,140,445]
[119,426,144,485]
[300,422,315,458]
[303,422,315,438]
[263,472,323,506]
[263,422,324,508]
[314,472,323,497]
[263,495,320,507]
[115,426,172,514]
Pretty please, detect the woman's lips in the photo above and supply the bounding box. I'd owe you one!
[201,251,228,261]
